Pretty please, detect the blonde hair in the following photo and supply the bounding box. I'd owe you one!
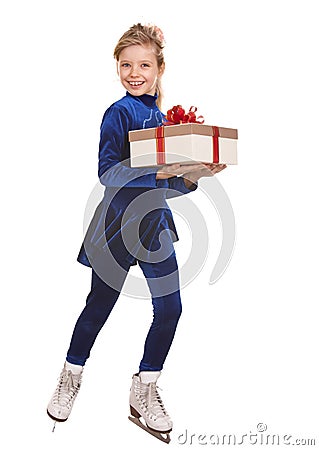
[113,23,165,110]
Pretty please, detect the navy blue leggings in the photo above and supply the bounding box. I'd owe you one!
[66,254,182,371]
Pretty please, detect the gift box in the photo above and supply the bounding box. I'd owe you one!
[129,122,238,167]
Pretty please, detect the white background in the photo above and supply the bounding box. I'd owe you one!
[1,0,318,448]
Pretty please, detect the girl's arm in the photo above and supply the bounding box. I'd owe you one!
[162,164,227,199]
[166,176,198,198]
[98,106,160,188]
[98,105,218,192]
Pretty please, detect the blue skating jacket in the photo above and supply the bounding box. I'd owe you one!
[77,92,197,271]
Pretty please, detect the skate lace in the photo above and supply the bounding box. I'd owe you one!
[53,369,81,409]
[137,381,170,420]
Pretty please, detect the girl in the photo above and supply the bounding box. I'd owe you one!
[47,23,226,441]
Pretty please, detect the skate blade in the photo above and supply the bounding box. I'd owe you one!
[47,409,68,432]
[128,415,171,444]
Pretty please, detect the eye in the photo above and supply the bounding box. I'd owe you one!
[121,63,130,68]
[141,63,150,68]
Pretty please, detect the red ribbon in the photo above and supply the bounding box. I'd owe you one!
[155,105,219,164]
[156,104,204,164]
[156,125,166,165]
[164,105,204,125]
[212,126,219,163]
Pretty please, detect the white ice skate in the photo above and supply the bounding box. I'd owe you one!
[128,372,172,444]
[47,362,83,427]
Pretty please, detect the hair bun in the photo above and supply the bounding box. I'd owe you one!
[145,23,165,44]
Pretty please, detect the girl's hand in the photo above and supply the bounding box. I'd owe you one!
[182,163,227,188]
[201,163,227,177]
[156,163,180,179]
[156,163,208,179]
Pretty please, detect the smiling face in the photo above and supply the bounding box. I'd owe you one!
[117,44,164,97]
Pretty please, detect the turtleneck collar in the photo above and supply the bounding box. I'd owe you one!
[126,91,158,108]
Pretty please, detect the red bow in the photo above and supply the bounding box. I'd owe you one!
[164,105,204,125]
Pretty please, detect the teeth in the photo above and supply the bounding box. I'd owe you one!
[129,81,144,86]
